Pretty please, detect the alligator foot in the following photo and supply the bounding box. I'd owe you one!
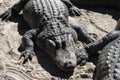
[76,48,88,65]
[19,49,35,64]
[71,23,95,44]
[61,0,81,16]
[69,6,81,16]
[0,8,18,21]
[19,29,38,64]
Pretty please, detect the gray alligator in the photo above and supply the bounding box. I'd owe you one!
[0,0,94,71]
[71,0,120,9]
[77,30,120,80]
[93,32,120,80]
[76,23,120,80]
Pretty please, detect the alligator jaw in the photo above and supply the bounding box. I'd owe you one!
[54,52,77,71]
[55,61,76,72]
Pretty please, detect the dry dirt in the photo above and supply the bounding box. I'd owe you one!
[0,0,119,80]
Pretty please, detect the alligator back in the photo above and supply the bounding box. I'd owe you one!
[94,37,120,80]
[22,0,68,28]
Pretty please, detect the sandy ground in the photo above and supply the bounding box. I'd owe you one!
[0,0,119,80]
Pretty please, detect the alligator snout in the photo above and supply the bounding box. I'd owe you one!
[63,61,76,70]
[55,58,77,71]
[55,50,77,71]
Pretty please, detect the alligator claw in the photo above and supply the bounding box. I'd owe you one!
[0,8,12,21]
[89,33,98,41]
[0,8,19,21]
[19,50,35,64]
[77,48,88,65]
[69,6,81,16]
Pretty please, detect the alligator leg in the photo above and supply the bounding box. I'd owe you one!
[77,30,120,64]
[61,0,81,15]
[71,23,94,44]
[19,29,39,64]
[0,0,30,21]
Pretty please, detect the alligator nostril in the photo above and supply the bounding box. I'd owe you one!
[64,61,75,70]
[68,61,72,64]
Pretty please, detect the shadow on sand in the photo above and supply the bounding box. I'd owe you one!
[74,4,120,20]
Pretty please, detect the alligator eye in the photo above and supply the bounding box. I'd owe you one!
[62,41,66,49]
[46,39,56,48]
[55,42,60,50]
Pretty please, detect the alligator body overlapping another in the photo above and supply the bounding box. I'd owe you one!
[0,0,94,71]
[93,22,120,80]
[93,32,120,80]
[77,21,120,80]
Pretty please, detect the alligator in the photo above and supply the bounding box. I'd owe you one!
[0,0,94,71]
[93,32,120,80]
[76,30,120,80]
[75,28,120,80]
[70,0,120,9]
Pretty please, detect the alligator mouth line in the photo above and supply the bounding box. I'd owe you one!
[55,62,75,72]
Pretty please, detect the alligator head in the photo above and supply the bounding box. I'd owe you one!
[45,34,77,71]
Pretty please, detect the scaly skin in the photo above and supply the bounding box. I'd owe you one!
[76,30,120,79]
[77,31,120,62]
[93,34,120,80]
[0,0,94,71]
